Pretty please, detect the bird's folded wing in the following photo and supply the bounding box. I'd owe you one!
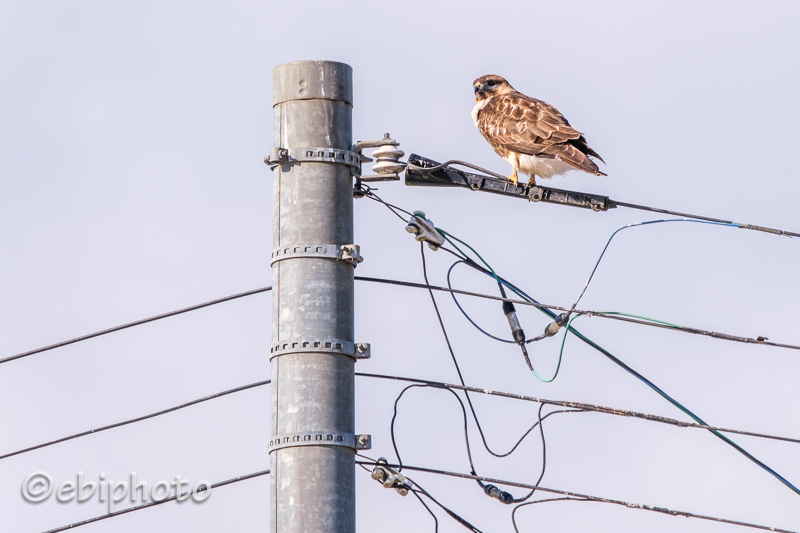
[479,94,583,152]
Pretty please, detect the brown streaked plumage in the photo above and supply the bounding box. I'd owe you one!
[472,74,605,186]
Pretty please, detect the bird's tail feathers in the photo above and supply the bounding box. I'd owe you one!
[545,144,606,176]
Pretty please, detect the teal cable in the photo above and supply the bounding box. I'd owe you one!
[435,226,800,496]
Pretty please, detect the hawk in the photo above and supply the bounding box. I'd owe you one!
[472,74,605,186]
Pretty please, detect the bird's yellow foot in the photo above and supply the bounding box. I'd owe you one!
[508,171,519,186]
[527,176,537,187]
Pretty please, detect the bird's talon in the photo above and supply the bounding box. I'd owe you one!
[508,172,519,186]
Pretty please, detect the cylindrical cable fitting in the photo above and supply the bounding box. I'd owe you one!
[544,312,570,337]
[481,482,515,504]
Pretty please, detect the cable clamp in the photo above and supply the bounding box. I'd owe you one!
[370,458,411,496]
[264,146,362,177]
[271,243,364,267]
[269,432,371,454]
[405,211,445,251]
[269,339,371,361]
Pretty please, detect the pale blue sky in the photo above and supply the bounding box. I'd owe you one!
[1,1,799,531]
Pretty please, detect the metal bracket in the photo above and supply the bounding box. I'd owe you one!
[269,339,371,361]
[370,458,411,496]
[352,133,405,182]
[405,211,444,251]
[270,243,364,267]
[269,432,372,454]
[265,146,362,177]
[405,154,615,212]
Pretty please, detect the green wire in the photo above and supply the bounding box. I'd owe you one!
[594,311,683,330]
[438,226,562,383]
[438,228,499,278]
[531,313,579,383]
[426,221,800,495]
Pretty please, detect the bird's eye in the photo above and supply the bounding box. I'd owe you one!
[487,80,496,86]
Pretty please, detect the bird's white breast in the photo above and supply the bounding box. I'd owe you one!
[517,154,576,179]
[471,99,489,127]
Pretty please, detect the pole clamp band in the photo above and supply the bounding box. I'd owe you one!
[269,339,371,361]
[269,432,372,453]
[270,243,363,267]
[265,146,362,176]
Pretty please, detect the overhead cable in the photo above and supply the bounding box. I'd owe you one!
[403,157,799,238]
[357,372,800,445]
[41,469,270,533]
[354,275,800,351]
[0,380,270,461]
[1,286,272,366]
[569,218,740,311]
[355,460,797,533]
[9,371,797,469]
[364,193,800,495]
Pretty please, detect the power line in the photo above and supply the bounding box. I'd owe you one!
[404,157,800,238]
[1,380,271,461]
[7,371,797,469]
[364,191,800,496]
[358,452,484,533]
[357,372,800,444]
[356,460,797,533]
[354,275,800,351]
[1,286,272,366]
[41,469,270,533]
[6,274,796,372]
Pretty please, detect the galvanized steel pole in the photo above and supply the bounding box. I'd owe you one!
[270,61,356,533]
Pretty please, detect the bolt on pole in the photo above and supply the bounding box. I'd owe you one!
[270,61,356,533]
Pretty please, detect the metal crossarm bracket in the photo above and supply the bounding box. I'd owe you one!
[265,146,362,177]
[269,339,371,361]
[269,432,372,453]
[270,243,364,267]
[405,154,616,212]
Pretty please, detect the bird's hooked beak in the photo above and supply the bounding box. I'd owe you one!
[474,82,485,99]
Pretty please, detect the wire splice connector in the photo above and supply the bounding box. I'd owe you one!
[497,283,534,371]
[481,482,515,504]
[371,458,411,496]
[544,312,570,337]
[406,212,445,251]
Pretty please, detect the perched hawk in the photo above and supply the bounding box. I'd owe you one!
[472,75,605,186]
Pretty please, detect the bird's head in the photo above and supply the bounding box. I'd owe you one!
[473,75,513,101]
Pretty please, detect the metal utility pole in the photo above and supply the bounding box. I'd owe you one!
[269,60,368,533]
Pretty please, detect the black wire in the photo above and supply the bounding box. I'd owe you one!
[357,372,800,444]
[0,379,270,461]
[511,497,593,533]
[447,260,514,343]
[420,242,554,503]
[412,490,440,533]
[510,403,547,503]
[408,159,800,238]
[358,452,482,533]
[1,286,272,366]
[9,371,797,469]
[406,476,484,533]
[42,469,270,533]
[353,276,800,351]
[391,384,476,472]
[406,159,508,180]
[354,461,798,533]
[364,190,415,220]
[614,200,800,238]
